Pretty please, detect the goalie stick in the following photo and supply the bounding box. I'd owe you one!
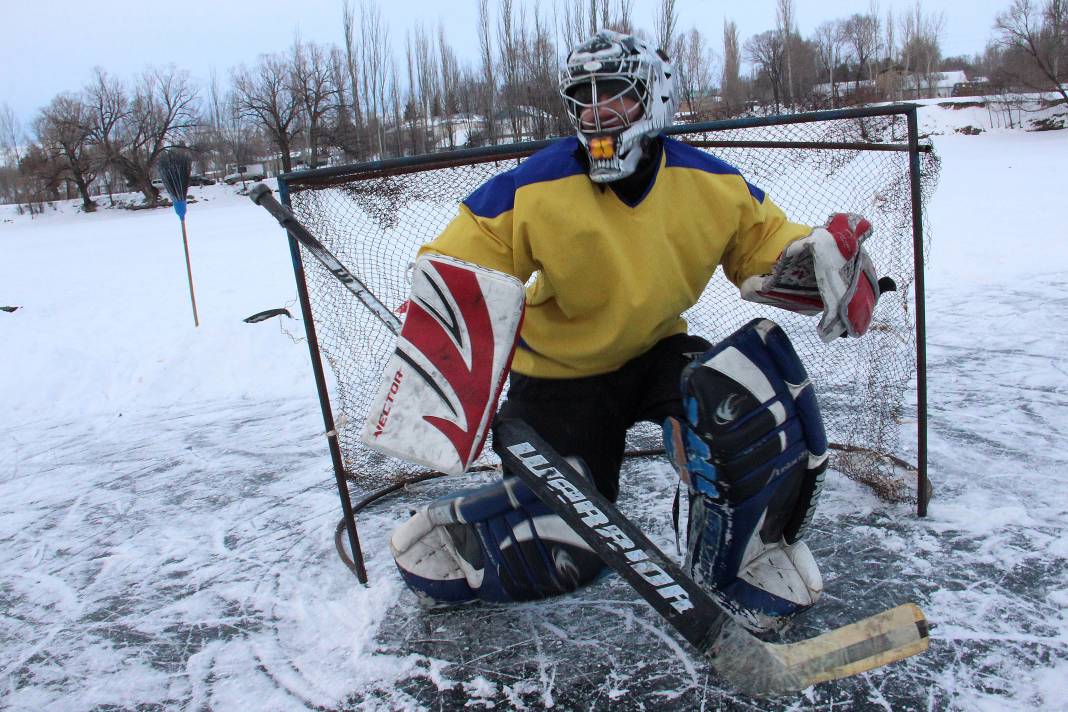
[249,184,402,334]
[494,418,929,697]
[247,187,929,696]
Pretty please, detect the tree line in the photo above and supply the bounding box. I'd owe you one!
[0,0,1064,214]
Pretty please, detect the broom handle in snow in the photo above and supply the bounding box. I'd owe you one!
[180,219,200,327]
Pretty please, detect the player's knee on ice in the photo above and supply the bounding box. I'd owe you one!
[663,318,829,635]
[390,460,606,604]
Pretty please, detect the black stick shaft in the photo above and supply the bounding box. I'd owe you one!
[249,184,402,334]
[494,418,727,652]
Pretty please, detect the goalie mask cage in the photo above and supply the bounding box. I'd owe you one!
[276,104,938,582]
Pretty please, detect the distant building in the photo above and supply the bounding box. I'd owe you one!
[952,77,993,97]
[490,106,555,142]
[379,107,555,153]
[676,95,722,122]
[928,71,970,98]
[876,69,975,100]
[812,79,878,99]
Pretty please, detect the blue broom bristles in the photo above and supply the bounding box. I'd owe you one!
[158,148,193,220]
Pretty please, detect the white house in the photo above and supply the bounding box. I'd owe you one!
[929,71,970,98]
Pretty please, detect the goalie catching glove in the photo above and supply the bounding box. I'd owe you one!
[741,213,888,343]
[663,319,829,635]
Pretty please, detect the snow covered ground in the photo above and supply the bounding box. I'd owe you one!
[2,100,1067,710]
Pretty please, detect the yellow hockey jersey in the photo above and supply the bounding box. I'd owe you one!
[422,136,810,378]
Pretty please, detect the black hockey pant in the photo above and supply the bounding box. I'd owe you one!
[495,333,711,502]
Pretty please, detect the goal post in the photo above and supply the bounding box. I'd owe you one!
[275,104,939,578]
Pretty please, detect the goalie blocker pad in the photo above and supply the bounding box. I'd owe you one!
[361,254,525,475]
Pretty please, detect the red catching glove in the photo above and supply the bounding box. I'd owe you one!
[740,213,884,343]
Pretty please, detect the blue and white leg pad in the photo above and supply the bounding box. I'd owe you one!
[663,318,829,634]
[390,465,605,604]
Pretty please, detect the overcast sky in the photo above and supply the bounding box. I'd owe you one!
[2,0,1009,123]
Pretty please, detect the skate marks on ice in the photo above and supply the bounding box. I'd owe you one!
[906,276,1068,709]
[370,461,944,711]
[373,453,1066,710]
[2,324,1065,711]
[372,272,1068,712]
[373,471,707,709]
[0,399,421,711]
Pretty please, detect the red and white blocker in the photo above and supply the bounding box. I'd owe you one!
[740,213,880,343]
[361,254,525,475]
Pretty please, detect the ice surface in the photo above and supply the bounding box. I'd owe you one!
[2,100,1067,710]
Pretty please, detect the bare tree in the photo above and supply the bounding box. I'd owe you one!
[341,0,365,138]
[438,24,462,148]
[618,0,634,33]
[900,2,945,97]
[233,53,302,174]
[777,0,797,107]
[131,67,199,200]
[4,102,84,215]
[208,70,260,175]
[413,23,438,150]
[36,93,98,211]
[455,67,483,125]
[598,0,611,29]
[654,0,678,52]
[523,6,564,138]
[478,0,497,143]
[498,0,524,141]
[0,103,23,165]
[388,62,404,156]
[791,36,822,107]
[843,11,881,92]
[84,69,128,203]
[325,45,361,159]
[868,0,885,79]
[721,20,745,114]
[18,143,66,213]
[292,40,339,168]
[360,0,393,157]
[814,20,847,106]
[560,0,588,49]
[674,28,716,121]
[0,164,19,207]
[403,33,419,153]
[885,7,897,65]
[746,30,787,111]
[85,66,198,203]
[0,104,24,208]
[995,0,1068,103]
[402,28,435,154]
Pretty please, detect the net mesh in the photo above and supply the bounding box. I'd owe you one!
[283,110,940,502]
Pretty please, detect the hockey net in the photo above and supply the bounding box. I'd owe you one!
[281,108,940,503]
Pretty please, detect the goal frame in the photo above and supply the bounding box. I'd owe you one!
[275,104,933,583]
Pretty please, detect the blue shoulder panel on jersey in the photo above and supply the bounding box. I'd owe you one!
[662,137,766,203]
[463,137,586,219]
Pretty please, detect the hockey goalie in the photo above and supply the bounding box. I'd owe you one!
[366,29,889,635]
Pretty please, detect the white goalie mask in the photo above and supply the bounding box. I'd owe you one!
[559,29,677,183]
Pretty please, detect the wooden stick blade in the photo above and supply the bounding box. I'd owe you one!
[711,603,928,696]
[780,602,929,688]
